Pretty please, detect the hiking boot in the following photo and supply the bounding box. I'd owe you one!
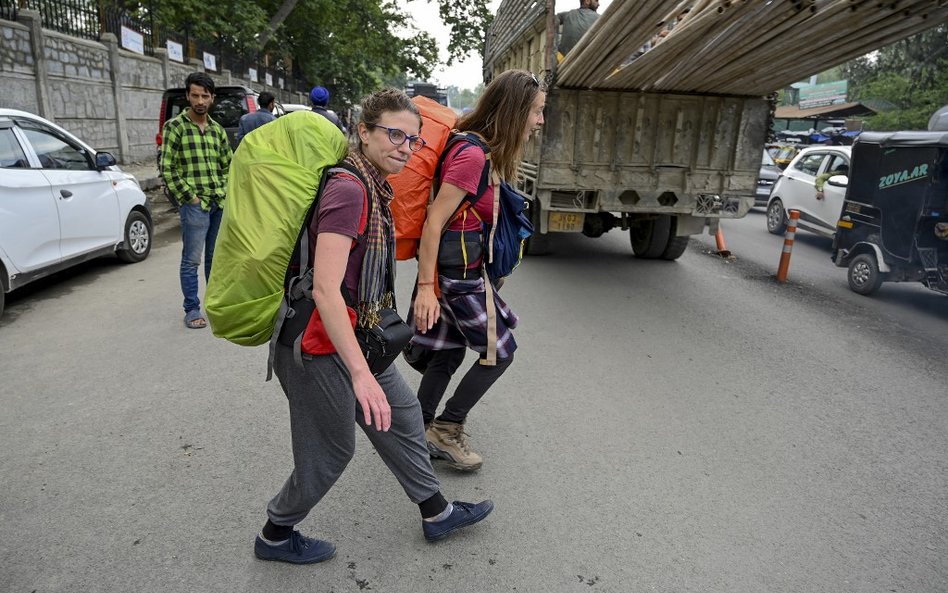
[423,500,494,542]
[254,531,336,564]
[426,419,483,471]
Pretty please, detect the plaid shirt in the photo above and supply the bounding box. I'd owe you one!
[410,275,518,359]
[160,110,232,209]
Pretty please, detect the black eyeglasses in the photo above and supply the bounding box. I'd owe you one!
[529,72,541,87]
[367,124,426,152]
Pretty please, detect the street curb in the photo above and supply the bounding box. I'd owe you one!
[146,192,180,236]
[139,177,163,191]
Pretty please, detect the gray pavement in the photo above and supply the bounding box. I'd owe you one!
[121,162,180,234]
[2,216,946,593]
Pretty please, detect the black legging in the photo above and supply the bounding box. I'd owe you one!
[417,348,514,425]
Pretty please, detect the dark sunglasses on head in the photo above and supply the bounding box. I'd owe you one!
[367,124,426,152]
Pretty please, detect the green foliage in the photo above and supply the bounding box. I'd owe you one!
[275,0,439,106]
[841,26,948,131]
[115,0,489,107]
[116,0,270,54]
[433,0,493,65]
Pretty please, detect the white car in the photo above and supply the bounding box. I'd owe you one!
[766,145,852,237]
[0,109,152,318]
[280,103,312,114]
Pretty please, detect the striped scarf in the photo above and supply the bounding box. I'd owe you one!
[344,150,395,328]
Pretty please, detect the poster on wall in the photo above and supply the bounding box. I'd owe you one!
[278,77,284,89]
[203,52,217,71]
[166,40,184,62]
[121,26,144,55]
[265,73,273,87]
[248,68,258,82]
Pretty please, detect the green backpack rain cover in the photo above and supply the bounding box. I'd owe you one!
[206,112,348,346]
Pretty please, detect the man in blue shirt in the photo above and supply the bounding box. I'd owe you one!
[236,92,277,145]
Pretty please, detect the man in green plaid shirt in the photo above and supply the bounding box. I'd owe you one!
[161,71,233,329]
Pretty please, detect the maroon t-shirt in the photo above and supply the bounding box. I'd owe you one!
[441,142,493,232]
[307,172,367,301]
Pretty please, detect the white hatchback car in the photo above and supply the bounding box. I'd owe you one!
[0,109,152,317]
[766,145,852,237]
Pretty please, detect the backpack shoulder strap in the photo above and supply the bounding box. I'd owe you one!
[268,163,370,380]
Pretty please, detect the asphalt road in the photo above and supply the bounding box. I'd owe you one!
[1,218,946,593]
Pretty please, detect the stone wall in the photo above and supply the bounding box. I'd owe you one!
[0,11,305,164]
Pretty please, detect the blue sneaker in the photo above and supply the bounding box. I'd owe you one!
[254,531,336,564]
[423,500,494,542]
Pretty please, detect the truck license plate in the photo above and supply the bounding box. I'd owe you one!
[548,212,585,232]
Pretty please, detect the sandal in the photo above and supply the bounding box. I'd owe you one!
[184,309,207,329]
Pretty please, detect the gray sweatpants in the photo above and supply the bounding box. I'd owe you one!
[267,344,442,527]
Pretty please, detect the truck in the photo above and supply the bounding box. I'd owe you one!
[406,81,450,108]
[483,0,770,259]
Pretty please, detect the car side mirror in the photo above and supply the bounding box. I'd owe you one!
[95,152,116,170]
[827,174,848,188]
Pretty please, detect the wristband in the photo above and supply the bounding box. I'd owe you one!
[417,281,435,286]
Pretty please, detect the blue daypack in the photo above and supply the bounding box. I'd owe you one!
[484,181,534,281]
[436,133,533,281]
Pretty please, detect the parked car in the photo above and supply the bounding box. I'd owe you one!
[156,85,285,157]
[766,145,852,237]
[281,103,311,114]
[0,109,152,318]
[755,149,781,207]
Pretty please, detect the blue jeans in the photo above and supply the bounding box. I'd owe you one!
[179,202,222,313]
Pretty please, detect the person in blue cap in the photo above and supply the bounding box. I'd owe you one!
[310,86,346,134]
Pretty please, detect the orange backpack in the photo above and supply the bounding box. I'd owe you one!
[389,97,458,260]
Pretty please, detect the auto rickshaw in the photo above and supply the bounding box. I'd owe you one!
[832,131,948,296]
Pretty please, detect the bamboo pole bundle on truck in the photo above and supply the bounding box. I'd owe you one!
[483,0,948,258]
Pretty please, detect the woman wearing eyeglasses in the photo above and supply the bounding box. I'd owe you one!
[412,70,546,472]
[256,88,493,566]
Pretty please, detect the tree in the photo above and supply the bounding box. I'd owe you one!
[841,25,948,130]
[122,0,490,107]
[432,0,493,65]
[276,0,439,105]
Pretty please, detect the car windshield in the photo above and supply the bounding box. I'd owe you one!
[761,150,776,167]
[168,91,249,128]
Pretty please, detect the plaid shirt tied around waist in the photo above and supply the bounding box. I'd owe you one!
[160,110,232,210]
[410,275,518,359]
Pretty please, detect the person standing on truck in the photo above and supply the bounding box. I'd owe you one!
[235,91,276,145]
[557,0,600,59]
[160,71,233,330]
[412,70,546,471]
[310,85,347,134]
[256,88,493,565]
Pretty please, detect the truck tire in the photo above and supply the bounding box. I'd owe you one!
[525,202,551,256]
[630,215,672,258]
[660,223,690,260]
[847,253,883,295]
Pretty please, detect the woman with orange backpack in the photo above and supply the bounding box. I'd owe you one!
[412,70,546,471]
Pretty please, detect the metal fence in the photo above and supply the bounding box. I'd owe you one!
[33,0,99,41]
[0,0,16,21]
[102,3,156,56]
